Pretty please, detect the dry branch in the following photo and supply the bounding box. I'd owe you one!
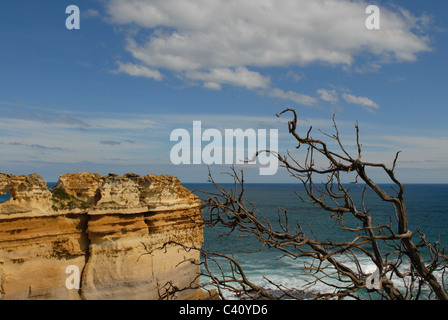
[195,108,448,300]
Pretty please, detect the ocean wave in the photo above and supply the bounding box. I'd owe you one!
[201,250,443,300]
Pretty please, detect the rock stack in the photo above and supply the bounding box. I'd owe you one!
[0,172,204,300]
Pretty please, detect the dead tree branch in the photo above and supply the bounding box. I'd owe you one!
[198,108,448,300]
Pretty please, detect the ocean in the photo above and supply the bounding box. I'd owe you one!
[184,183,448,299]
[2,182,447,299]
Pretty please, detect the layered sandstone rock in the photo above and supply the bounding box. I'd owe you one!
[0,172,205,300]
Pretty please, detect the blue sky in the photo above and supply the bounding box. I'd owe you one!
[0,0,447,183]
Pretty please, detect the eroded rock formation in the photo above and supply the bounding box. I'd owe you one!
[0,172,204,300]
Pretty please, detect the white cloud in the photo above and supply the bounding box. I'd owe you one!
[83,9,99,19]
[106,0,430,71]
[317,89,339,103]
[0,114,160,165]
[104,0,430,107]
[267,88,317,106]
[0,110,290,167]
[203,82,222,91]
[186,67,270,90]
[361,135,448,170]
[284,71,304,82]
[114,62,164,81]
[342,93,380,110]
[1,108,447,182]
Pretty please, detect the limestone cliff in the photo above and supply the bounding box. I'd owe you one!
[0,172,205,300]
